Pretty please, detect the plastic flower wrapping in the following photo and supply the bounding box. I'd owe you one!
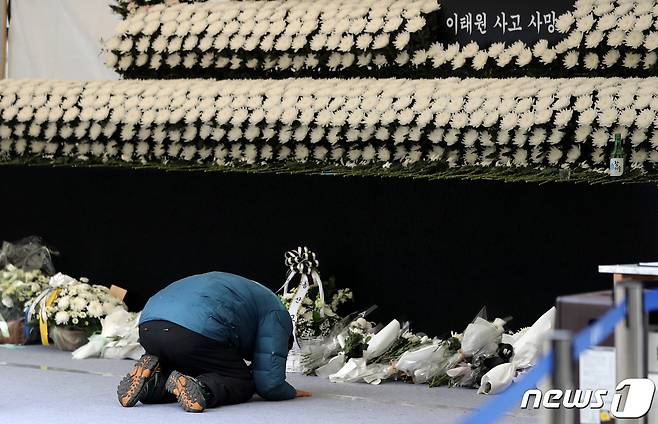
[0,264,50,319]
[25,273,127,337]
[300,306,555,394]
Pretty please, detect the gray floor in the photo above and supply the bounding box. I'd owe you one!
[0,345,538,424]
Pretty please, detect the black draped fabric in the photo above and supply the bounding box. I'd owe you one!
[1,166,657,334]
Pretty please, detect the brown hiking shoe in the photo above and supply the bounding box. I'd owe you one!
[165,370,207,413]
[117,354,160,407]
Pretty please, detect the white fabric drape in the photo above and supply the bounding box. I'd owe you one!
[8,0,119,80]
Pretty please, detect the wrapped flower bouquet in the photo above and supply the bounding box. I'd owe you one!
[25,273,127,350]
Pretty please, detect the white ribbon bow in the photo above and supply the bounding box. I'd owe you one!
[278,247,325,342]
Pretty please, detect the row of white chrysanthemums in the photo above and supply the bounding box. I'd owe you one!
[106,0,658,73]
[1,78,658,169]
[106,0,440,71]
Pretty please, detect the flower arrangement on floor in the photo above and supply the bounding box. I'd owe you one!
[1,77,658,183]
[106,0,658,78]
[280,284,353,338]
[25,273,127,350]
[0,264,50,320]
[302,306,555,395]
[278,246,354,372]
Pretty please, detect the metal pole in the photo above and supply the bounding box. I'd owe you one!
[0,0,6,79]
[614,280,648,424]
[543,330,575,424]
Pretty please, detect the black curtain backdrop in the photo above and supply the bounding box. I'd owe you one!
[1,166,657,336]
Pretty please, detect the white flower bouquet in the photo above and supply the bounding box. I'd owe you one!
[0,264,50,319]
[25,273,127,338]
[280,285,353,338]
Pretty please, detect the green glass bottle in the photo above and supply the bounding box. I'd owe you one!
[609,133,624,177]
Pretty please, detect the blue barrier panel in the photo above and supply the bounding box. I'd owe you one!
[457,289,658,424]
[644,289,658,313]
[572,302,626,359]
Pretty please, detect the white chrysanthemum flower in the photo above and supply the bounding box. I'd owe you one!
[500,112,518,130]
[578,108,597,126]
[583,52,599,70]
[597,108,618,127]
[635,13,653,31]
[463,129,478,147]
[406,16,426,33]
[488,42,505,58]
[574,125,592,143]
[596,13,617,31]
[619,108,637,126]
[590,147,605,164]
[105,53,119,68]
[547,147,563,164]
[645,32,658,51]
[472,51,488,70]
[461,41,479,58]
[540,49,557,64]
[516,48,532,66]
[87,301,104,318]
[626,31,644,49]
[496,51,513,67]
[532,39,549,57]
[55,311,70,325]
[555,12,575,33]
[451,54,465,69]
[563,50,579,68]
[576,14,595,33]
[372,33,390,49]
[444,129,460,146]
[584,31,604,49]
[617,13,636,32]
[607,30,625,47]
[602,50,620,67]
[622,53,641,68]
[411,49,428,66]
[566,145,581,163]
[71,296,87,312]
[630,129,646,147]
[443,42,460,61]
[554,109,573,127]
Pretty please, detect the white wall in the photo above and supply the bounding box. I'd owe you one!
[8,0,119,80]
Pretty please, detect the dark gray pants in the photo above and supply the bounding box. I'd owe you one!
[139,320,255,408]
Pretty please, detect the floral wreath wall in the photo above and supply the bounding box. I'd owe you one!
[2,0,658,184]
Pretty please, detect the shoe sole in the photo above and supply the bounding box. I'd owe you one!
[165,371,206,413]
[117,354,160,407]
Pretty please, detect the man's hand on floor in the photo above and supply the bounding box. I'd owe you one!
[296,390,312,397]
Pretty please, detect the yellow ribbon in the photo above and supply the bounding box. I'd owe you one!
[39,288,61,346]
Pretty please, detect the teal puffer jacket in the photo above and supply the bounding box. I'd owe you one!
[139,272,296,401]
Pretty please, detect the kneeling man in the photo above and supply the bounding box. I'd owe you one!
[117,272,311,412]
